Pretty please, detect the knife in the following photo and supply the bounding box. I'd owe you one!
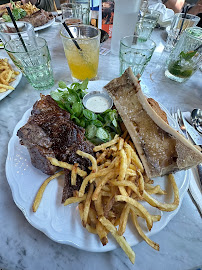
[184,118,202,146]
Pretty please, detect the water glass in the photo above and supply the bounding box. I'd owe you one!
[0,21,36,45]
[4,37,54,90]
[135,9,160,41]
[60,25,100,81]
[165,27,202,83]
[164,13,200,52]
[61,3,83,25]
[66,0,90,25]
[120,35,156,76]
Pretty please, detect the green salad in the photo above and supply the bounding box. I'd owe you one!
[3,1,27,22]
[50,80,122,145]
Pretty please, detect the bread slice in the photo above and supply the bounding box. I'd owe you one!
[104,67,202,178]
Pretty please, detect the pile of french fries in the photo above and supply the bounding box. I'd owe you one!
[0,58,19,93]
[33,134,179,264]
[15,1,39,15]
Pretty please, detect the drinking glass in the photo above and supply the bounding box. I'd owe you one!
[165,27,202,83]
[60,25,101,81]
[119,35,156,76]
[164,13,200,52]
[61,3,83,25]
[4,37,54,90]
[66,0,90,25]
[135,9,160,41]
[0,21,36,45]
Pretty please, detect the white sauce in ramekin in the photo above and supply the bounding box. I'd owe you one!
[85,95,110,113]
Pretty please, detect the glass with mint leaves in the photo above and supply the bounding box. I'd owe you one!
[50,79,122,145]
[165,27,202,83]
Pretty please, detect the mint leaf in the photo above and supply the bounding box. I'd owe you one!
[83,109,97,120]
[80,78,89,90]
[86,125,97,139]
[72,102,83,117]
[58,81,67,89]
[90,120,103,127]
[180,50,197,61]
[96,127,109,142]
[50,90,63,101]
[2,14,11,22]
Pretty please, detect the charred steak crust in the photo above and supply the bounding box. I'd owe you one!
[62,169,90,203]
[19,9,54,28]
[17,95,95,180]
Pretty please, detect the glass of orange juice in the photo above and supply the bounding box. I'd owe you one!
[60,25,101,81]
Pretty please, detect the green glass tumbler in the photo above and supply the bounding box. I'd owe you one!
[5,37,54,90]
[165,27,202,83]
[119,35,156,76]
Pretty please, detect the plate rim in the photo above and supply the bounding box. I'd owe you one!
[5,80,190,252]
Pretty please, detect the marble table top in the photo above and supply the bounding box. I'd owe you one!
[0,23,202,270]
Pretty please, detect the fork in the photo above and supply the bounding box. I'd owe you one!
[170,107,189,139]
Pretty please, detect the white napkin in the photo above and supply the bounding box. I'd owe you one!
[149,3,174,26]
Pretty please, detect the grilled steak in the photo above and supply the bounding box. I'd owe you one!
[19,10,53,28]
[62,170,87,203]
[17,94,94,201]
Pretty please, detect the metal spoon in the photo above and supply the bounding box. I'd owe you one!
[191,109,202,134]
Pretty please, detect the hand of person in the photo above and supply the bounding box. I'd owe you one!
[0,3,11,11]
[0,3,11,16]
[164,0,185,13]
[188,0,202,15]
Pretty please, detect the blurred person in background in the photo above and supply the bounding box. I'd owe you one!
[162,0,185,12]
[186,0,202,27]
[186,0,202,16]
[162,0,202,26]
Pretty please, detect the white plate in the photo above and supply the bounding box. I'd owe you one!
[6,80,189,252]
[0,63,22,101]
[34,18,55,32]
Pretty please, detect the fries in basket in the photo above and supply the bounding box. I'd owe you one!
[0,58,19,93]
[33,135,179,264]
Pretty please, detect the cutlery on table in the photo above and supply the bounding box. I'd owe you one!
[170,108,202,215]
[170,108,202,185]
[191,108,202,135]
[183,116,202,146]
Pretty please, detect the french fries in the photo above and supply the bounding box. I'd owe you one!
[71,163,78,186]
[82,183,94,227]
[0,59,19,93]
[99,216,135,264]
[76,150,98,173]
[48,157,87,177]
[16,1,40,15]
[33,135,180,265]
[64,194,87,206]
[93,134,119,151]
[130,211,159,251]
[32,171,64,212]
